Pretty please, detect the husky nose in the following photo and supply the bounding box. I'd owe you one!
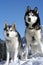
[28,18,31,22]
[6,33,9,37]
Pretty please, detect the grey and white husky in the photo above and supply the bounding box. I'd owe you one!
[24,6,43,59]
[4,22,23,65]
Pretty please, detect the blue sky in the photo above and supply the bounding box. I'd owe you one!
[0,0,43,40]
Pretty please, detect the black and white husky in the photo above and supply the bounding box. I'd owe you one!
[4,23,22,65]
[24,6,43,59]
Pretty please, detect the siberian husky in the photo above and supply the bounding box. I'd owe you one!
[4,22,23,65]
[24,6,43,59]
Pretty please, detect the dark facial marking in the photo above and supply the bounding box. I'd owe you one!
[28,18,31,22]
[6,33,9,37]
[4,25,11,31]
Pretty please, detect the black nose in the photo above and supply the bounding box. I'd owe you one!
[28,18,31,22]
[6,33,9,37]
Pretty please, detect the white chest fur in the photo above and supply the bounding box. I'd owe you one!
[6,37,19,51]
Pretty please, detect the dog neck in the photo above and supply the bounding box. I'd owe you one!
[6,39,11,42]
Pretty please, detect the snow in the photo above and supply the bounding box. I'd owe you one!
[0,56,43,65]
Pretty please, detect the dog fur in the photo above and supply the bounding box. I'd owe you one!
[24,6,43,60]
[4,22,22,65]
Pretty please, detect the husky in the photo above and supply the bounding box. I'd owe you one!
[3,22,23,65]
[24,6,43,60]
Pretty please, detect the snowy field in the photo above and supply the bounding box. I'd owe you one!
[0,56,43,65]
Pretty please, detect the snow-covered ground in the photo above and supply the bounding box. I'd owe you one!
[0,43,43,65]
[0,56,43,65]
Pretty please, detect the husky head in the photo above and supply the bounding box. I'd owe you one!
[4,22,17,40]
[24,6,40,27]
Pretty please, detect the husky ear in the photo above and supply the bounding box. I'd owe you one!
[26,6,31,12]
[12,23,16,29]
[4,22,8,28]
[34,7,38,14]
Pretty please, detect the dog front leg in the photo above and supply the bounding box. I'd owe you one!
[24,45,29,60]
[13,49,18,61]
[4,51,10,65]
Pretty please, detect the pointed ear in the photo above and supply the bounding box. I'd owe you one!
[12,23,16,29]
[34,7,38,14]
[4,22,8,28]
[26,6,31,12]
